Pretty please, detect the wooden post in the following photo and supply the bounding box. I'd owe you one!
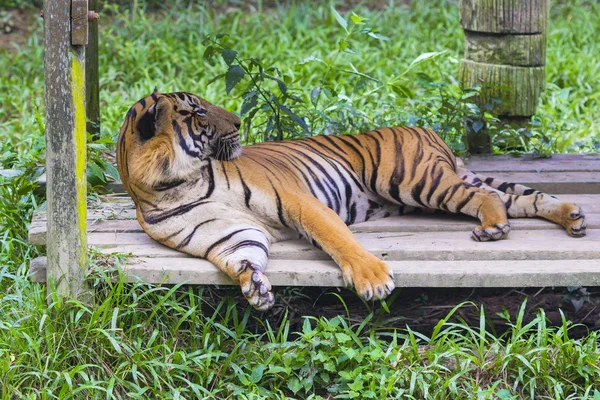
[459,0,549,153]
[44,0,90,301]
[86,0,100,139]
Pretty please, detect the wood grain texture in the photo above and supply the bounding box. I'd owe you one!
[460,0,549,34]
[28,212,600,246]
[61,229,600,262]
[464,32,546,66]
[85,0,100,139]
[43,0,90,301]
[71,0,88,45]
[466,154,600,173]
[459,60,545,116]
[28,257,600,288]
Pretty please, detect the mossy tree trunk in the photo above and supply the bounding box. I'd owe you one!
[459,0,549,153]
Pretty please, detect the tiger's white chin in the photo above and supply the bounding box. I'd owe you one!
[230,145,242,159]
[214,144,242,161]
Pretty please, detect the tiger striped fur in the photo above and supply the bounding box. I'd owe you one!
[117,92,587,310]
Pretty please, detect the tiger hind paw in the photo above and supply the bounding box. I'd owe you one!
[565,207,587,238]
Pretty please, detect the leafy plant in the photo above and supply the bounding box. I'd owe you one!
[203,8,455,146]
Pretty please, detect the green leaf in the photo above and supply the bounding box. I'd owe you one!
[350,13,366,25]
[203,45,217,60]
[221,49,238,66]
[225,65,245,94]
[310,87,321,107]
[99,159,120,181]
[408,51,447,69]
[206,72,226,87]
[368,32,390,41]
[87,162,106,186]
[287,377,302,394]
[96,329,122,354]
[261,72,287,95]
[249,365,264,383]
[300,56,328,66]
[338,39,350,52]
[330,6,348,32]
[342,347,357,360]
[472,120,485,133]
[241,91,258,116]
[390,84,414,99]
[348,378,363,391]
[335,332,351,343]
[276,103,308,131]
[416,72,433,83]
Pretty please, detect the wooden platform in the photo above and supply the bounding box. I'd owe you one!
[28,154,600,287]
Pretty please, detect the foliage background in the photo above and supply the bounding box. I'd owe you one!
[0,0,599,397]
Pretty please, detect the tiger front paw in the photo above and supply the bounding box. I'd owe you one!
[341,253,395,301]
[239,262,274,311]
[471,223,510,242]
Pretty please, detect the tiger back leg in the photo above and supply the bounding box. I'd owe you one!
[457,164,587,237]
[382,165,511,242]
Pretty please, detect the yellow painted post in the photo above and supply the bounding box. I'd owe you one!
[43,0,90,301]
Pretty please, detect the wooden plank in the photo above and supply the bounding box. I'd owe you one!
[29,256,600,288]
[85,0,100,139]
[43,0,90,301]
[467,172,600,194]
[33,194,600,221]
[466,154,600,173]
[28,194,600,245]
[78,229,600,261]
[27,213,600,246]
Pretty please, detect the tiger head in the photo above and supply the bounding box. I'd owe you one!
[117,91,241,192]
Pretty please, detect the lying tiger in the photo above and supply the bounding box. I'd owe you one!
[117,91,587,310]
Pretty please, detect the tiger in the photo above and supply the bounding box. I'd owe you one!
[117,91,587,310]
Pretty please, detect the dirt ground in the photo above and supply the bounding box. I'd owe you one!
[0,9,33,51]
[200,285,600,338]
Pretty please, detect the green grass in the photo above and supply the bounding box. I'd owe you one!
[2,266,600,398]
[1,0,600,397]
[1,0,599,159]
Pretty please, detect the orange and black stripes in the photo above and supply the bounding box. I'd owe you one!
[116,92,587,310]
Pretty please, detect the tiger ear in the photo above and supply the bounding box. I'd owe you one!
[137,96,171,141]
